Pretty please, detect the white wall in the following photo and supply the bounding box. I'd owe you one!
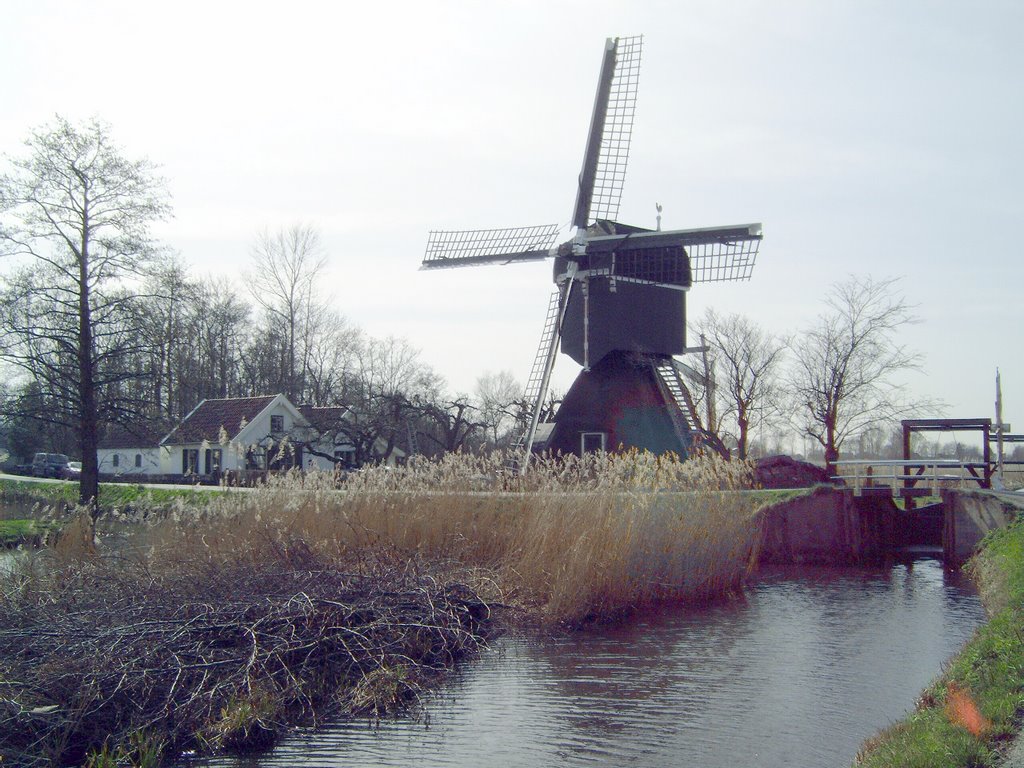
[97,448,162,476]
[168,443,247,475]
[303,434,357,472]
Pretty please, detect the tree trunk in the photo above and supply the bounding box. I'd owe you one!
[77,227,100,516]
[164,303,174,420]
[824,421,839,478]
[737,414,749,460]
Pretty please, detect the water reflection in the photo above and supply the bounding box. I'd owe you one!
[191,559,984,768]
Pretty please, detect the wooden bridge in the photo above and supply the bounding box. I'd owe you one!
[834,459,991,499]
[834,418,1024,506]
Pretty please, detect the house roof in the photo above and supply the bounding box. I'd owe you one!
[299,405,349,432]
[98,425,169,450]
[531,422,555,450]
[161,395,278,446]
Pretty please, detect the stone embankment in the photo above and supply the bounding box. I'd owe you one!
[755,485,1024,566]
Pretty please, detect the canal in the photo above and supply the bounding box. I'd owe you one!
[188,557,984,767]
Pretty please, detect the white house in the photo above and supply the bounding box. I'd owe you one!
[97,427,165,477]
[296,404,405,471]
[159,394,310,478]
[298,404,358,472]
[98,393,404,481]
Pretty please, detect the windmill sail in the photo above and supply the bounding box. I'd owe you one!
[572,36,643,229]
[684,224,762,283]
[421,224,561,270]
[582,223,762,288]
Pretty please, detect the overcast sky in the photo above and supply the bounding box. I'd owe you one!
[2,1,1021,449]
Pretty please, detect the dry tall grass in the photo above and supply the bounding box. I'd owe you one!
[144,451,762,625]
[0,451,762,763]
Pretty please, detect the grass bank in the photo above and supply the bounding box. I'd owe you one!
[0,477,221,517]
[854,517,1024,767]
[0,451,762,765]
[0,518,51,548]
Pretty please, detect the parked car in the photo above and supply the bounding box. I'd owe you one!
[62,461,82,480]
[32,452,70,478]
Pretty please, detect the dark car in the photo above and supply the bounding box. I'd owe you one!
[32,452,70,478]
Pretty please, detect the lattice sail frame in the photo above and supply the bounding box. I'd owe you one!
[605,237,761,288]
[584,224,762,287]
[688,236,761,283]
[422,224,561,269]
[588,35,642,226]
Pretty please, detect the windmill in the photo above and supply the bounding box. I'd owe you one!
[421,36,762,472]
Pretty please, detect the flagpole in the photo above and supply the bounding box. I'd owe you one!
[996,368,1005,486]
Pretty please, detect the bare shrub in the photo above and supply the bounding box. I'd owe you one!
[0,550,492,766]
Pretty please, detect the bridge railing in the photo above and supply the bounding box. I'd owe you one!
[832,459,990,497]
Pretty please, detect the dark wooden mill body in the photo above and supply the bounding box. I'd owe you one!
[422,36,762,472]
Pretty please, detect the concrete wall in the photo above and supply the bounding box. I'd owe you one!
[943,489,1024,566]
[757,487,897,566]
[757,487,1024,567]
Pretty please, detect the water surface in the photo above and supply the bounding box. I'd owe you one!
[192,558,984,768]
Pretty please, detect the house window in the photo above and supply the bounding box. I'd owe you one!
[268,441,300,471]
[135,453,142,468]
[182,449,199,475]
[204,448,222,475]
[581,432,607,454]
[270,415,284,434]
[245,447,266,470]
[334,448,356,468]
[112,454,120,468]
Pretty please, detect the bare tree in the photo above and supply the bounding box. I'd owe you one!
[788,275,920,473]
[247,224,327,401]
[0,116,170,509]
[340,336,441,464]
[195,277,251,400]
[475,370,522,448]
[140,256,197,422]
[303,307,359,407]
[414,397,486,455]
[698,309,787,460]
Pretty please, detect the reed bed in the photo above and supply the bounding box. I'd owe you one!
[150,450,762,625]
[0,450,761,765]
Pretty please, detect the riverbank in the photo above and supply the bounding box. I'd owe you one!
[0,541,496,766]
[854,514,1024,767]
[0,476,223,517]
[0,452,764,765]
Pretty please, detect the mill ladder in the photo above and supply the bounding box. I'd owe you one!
[651,357,700,448]
[507,288,566,474]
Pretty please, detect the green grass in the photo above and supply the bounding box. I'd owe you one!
[745,486,816,508]
[0,477,223,514]
[0,518,48,546]
[854,520,1024,767]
